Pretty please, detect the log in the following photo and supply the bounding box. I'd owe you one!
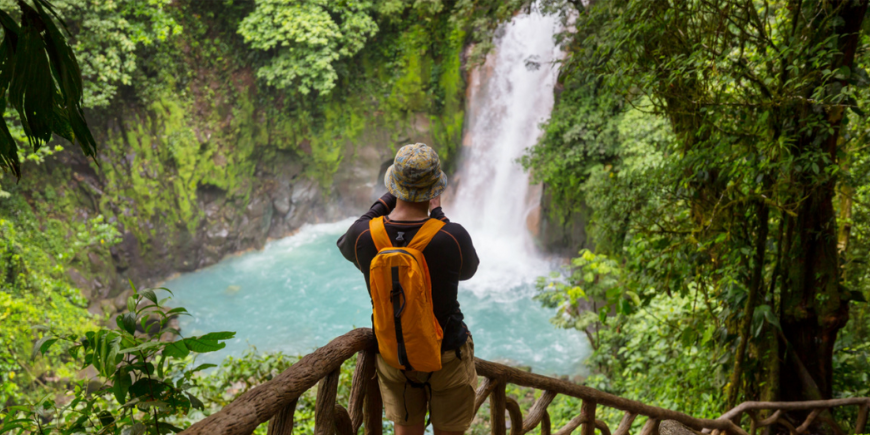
[315,370,340,435]
[541,411,551,435]
[554,414,583,435]
[581,401,597,435]
[475,377,499,416]
[335,404,354,435]
[491,382,507,435]
[267,398,298,435]
[775,418,797,435]
[364,366,383,435]
[475,358,748,435]
[856,404,868,435]
[596,420,612,435]
[613,412,637,435]
[795,408,821,434]
[523,391,557,433]
[506,397,523,435]
[350,350,376,433]
[757,410,781,427]
[183,328,374,435]
[639,419,660,435]
[719,399,870,422]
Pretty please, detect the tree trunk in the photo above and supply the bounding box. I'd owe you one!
[778,0,867,419]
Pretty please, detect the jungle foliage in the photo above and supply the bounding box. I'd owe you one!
[0,0,96,178]
[528,0,870,430]
[0,0,530,432]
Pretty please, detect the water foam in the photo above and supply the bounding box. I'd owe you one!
[449,8,562,301]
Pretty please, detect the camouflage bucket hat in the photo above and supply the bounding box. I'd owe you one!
[385,143,448,202]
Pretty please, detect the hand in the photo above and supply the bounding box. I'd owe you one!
[429,195,441,211]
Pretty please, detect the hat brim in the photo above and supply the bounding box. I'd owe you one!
[385,165,448,202]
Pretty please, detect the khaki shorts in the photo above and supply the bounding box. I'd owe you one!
[376,337,478,432]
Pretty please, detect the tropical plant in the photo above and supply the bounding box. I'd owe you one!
[0,0,95,178]
[0,287,233,434]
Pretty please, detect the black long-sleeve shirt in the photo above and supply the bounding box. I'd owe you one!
[336,192,479,351]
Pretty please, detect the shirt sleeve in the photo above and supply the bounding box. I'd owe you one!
[448,224,479,281]
[336,192,396,269]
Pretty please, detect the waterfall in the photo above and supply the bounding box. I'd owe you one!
[448,7,562,301]
[165,8,589,376]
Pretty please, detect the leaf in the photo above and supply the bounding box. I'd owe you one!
[183,337,226,354]
[155,287,174,296]
[32,336,54,359]
[139,289,158,306]
[701,324,715,345]
[198,331,236,341]
[127,296,137,313]
[129,378,167,401]
[165,307,189,316]
[162,340,190,359]
[118,341,160,354]
[38,338,58,356]
[97,410,114,427]
[113,370,132,405]
[158,422,184,434]
[189,363,217,373]
[157,354,167,378]
[117,312,137,335]
[186,393,205,411]
[122,422,146,435]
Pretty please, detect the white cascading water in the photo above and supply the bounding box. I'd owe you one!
[449,7,562,300]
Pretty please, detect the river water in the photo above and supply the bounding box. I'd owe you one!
[165,7,589,376]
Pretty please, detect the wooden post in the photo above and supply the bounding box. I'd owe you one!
[335,404,354,435]
[639,419,660,435]
[267,398,298,435]
[856,404,868,435]
[594,420,612,435]
[581,401,597,435]
[491,382,507,435]
[363,368,383,435]
[506,397,523,435]
[613,412,637,435]
[475,377,498,416]
[350,350,376,433]
[315,370,340,435]
[523,391,557,433]
[541,411,552,435]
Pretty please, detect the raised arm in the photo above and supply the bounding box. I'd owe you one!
[336,192,396,268]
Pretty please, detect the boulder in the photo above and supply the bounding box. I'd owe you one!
[660,420,698,435]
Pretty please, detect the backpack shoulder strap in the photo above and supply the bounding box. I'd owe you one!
[369,217,392,251]
[407,218,446,251]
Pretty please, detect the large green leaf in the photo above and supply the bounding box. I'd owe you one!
[198,331,236,341]
[162,340,190,359]
[113,370,132,405]
[182,337,226,353]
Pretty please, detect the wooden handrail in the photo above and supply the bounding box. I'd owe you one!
[183,328,374,435]
[179,329,870,435]
[474,358,746,435]
[717,398,870,435]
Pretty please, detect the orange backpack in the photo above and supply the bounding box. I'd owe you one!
[369,216,445,372]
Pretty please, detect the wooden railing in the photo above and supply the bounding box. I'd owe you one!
[181,329,870,435]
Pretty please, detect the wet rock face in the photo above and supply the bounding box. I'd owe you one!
[535,183,591,256]
[68,121,431,311]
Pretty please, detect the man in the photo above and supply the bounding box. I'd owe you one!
[337,143,480,435]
